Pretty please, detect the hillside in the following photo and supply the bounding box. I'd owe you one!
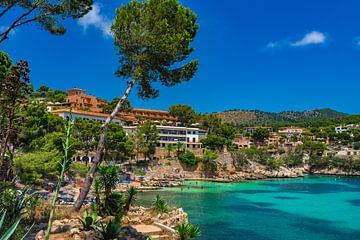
[216,108,347,126]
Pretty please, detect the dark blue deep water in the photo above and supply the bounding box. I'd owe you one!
[138,175,360,240]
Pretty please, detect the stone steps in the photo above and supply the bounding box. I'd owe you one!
[131,224,164,236]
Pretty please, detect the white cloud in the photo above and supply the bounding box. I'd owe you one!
[353,37,360,48]
[291,31,327,47]
[78,3,112,37]
[265,42,279,49]
[264,31,327,50]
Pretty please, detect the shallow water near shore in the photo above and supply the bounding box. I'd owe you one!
[138,175,360,240]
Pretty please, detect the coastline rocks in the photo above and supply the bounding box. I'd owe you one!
[124,206,187,228]
[142,180,182,188]
[35,207,187,240]
[312,168,360,176]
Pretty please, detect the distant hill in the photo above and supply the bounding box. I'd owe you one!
[216,108,347,126]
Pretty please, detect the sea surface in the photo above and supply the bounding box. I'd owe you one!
[138,175,360,240]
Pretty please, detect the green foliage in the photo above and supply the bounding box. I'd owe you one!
[73,118,101,153]
[152,194,170,214]
[28,131,64,152]
[0,186,35,225]
[97,216,122,240]
[179,150,197,167]
[176,142,185,157]
[231,147,273,168]
[111,0,199,99]
[325,157,360,171]
[130,166,146,176]
[45,114,74,240]
[266,158,283,170]
[0,210,22,240]
[165,143,176,157]
[124,186,138,213]
[19,101,65,148]
[103,192,126,217]
[354,142,360,150]
[0,0,93,42]
[13,151,60,184]
[252,128,270,142]
[201,149,219,176]
[175,222,201,240]
[169,104,196,126]
[308,156,331,170]
[282,154,304,168]
[97,165,120,197]
[78,209,99,231]
[217,108,347,126]
[103,98,132,114]
[201,134,229,151]
[106,123,134,162]
[31,86,67,102]
[301,141,327,157]
[69,162,89,179]
[197,114,222,134]
[0,52,31,177]
[135,121,159,160]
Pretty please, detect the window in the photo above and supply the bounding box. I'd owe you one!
[193,137,196,142]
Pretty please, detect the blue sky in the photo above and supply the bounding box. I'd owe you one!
[1,0,360,114]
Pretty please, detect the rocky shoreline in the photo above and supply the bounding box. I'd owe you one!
[311,168,360,176]
[142,165,360,188]
[34,206,187,240]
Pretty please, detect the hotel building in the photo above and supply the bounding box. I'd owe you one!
[49,88,205,154]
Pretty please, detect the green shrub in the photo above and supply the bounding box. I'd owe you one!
[103,192,126,217]
[130,166,146,176]
[231,147,272,167]
[124,187,138,213]
[152,195,170,214]
[78,209,99,231]
[175,222,201,240]
[282,154,304,168]
[69,162,89,178]
[179,150,197,167]
[266,158,283,170]
[13,151,60,184]
[98,165,120,197]
[97,216,122,240]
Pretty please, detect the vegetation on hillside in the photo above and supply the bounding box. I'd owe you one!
[217,108,347,127]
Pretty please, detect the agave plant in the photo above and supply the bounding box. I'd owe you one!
[97,216,122,240]
[175,222,201,240]
[123,186,138,214]
[0,210,28,240]
[0,186,35,224]
[152,194,169,214]
[78,209,99,231]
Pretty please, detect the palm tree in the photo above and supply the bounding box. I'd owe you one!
[176,142,185,157]
[165,144,175,158]
[175,222,201,240]
[124,186,138,213]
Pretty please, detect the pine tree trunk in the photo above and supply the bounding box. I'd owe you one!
[0,105,15,179]
[73,79,136,211]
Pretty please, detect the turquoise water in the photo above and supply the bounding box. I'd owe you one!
[138,175,360,240]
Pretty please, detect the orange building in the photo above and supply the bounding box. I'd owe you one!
[66,88,107,113]
[54,87,177,124]
[123,108,176,124]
